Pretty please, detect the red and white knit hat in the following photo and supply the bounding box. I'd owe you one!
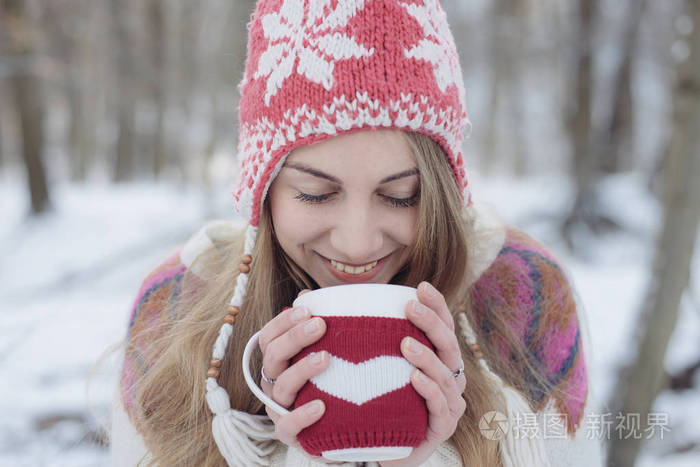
[231,0,472,226]
[205,1,548,465]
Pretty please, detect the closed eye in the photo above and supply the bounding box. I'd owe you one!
[294,191,419,208]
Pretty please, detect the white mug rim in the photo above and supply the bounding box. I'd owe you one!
[292,283,417,318]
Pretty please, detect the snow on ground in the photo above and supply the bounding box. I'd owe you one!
[0,170,697,466]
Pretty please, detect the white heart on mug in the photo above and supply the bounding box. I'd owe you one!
[309,354,415,405]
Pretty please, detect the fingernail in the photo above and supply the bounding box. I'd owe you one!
[422,282,436,297]
[406,337,422,354]
[309,351,323,365]
[306,400,323,415]
[411,301,426,316]
[305,318,320,334]
[291,307,309,323]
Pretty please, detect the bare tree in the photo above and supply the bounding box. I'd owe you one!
[224,0,257,145]
[66,1,98,182]
[0,86,5,168]
[41,0,95,182]
[483,0,530,175]
[562,0,618,250]
[2,0,50,214]
[607,0,700,464]
[110,0,137,182]
[148,0,167,178]
[168,0,200,182]
[601,0,647,173]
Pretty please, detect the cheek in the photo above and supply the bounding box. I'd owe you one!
[270,196,326,247]
[392,209,419,245]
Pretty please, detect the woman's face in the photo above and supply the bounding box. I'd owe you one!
[268,129,419,288]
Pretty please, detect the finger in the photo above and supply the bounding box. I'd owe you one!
[411,369,463,439]
[272,351,330,407]
[417,282,455,331]
[262,317,326,379]
[274,399,326,448]
[258,306,312,355]
[405,300,463,375]
[261,372,277,406]
[265,403,281,425]
[401,337,466,408]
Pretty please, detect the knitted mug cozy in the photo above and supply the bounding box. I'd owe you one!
[240,284,435,461]
[290,313,433,459]
[205,1,550,465]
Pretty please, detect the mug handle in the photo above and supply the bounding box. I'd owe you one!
[242,330,291,416]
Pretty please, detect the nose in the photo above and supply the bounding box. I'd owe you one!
[329,201,383,264]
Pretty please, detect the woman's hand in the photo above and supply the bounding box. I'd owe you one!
[257,289,332,457]
[381,281,467,467]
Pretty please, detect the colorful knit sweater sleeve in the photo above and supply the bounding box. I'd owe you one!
[120,248,187,429]
[470,225,589,437]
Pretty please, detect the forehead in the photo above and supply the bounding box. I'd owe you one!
[285,129,415,171]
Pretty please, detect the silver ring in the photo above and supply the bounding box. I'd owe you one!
[452,359,465,379]
[261,365,276,384]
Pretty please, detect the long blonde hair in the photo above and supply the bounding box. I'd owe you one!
[124,131,554,466]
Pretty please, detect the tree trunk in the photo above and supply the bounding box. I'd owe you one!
[601,0,646,173]
[4,0,50,214]
[111,0,136,182]
[41,0,91,182]
[484,0,529,174]
[562,0,603,250]
[149,0,166,178]
[607,0,700,464]
[67,6,97,184]
[14,75,49,214]
[224,0,257,148]
[569,0,595,206]
[67,84,87,181]
[0,90,5,168]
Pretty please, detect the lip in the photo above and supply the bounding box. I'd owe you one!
[319,252,391,284]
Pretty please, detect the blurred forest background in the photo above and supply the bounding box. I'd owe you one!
[0,0,698,466]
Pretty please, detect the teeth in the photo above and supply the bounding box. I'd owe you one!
[330,259,378,275]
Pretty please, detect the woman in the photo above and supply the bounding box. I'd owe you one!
[110,0,602,466]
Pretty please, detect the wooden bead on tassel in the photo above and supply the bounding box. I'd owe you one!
[469,343,484,360]
[224,314,236,325]
[207,368,220,378]
[210,359,222,368]
[241,254,253,265]
[228,305,240,316]
[239,263,251,274]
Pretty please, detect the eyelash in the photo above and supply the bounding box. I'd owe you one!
[294,192,419,208]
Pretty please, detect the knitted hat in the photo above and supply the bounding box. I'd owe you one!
[231,0,472,226]
[205,1,549,465]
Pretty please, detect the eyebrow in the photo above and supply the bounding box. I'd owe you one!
[283,162,419,185]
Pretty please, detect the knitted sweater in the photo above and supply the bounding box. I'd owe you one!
[110,203,603,466]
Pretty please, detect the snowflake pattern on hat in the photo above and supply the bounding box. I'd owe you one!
[401,0,462,93]
[254,0,375,106]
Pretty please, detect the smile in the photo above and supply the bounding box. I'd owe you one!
[318,252,392,283]
[330,258,378,275]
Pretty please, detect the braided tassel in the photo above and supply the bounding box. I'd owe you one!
[457,311,550,467]
[205,224,278,466]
